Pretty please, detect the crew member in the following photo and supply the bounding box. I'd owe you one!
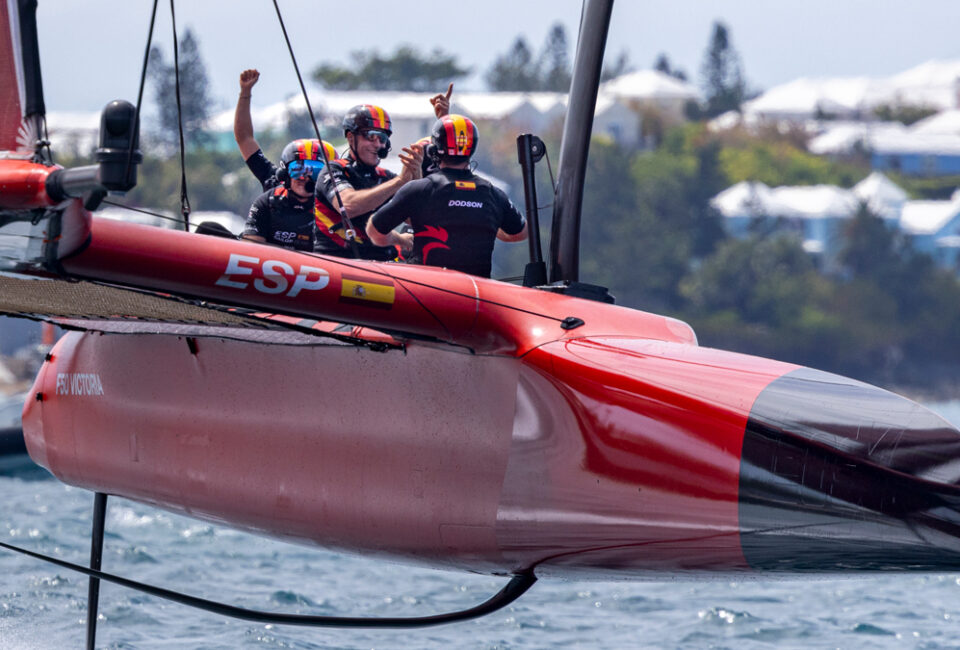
[234,68,335,190]
[312,105,421,259]
[241,139,324,251]
[314,85,455,259]
[366,114,527,278]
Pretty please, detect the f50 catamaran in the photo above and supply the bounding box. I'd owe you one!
[3,0,960,644]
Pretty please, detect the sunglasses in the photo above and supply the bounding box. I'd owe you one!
[359,129,390,145]
[287,159,325,180]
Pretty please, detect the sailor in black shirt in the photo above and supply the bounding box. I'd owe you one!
[314,104,425,260]
[367,115,526,278]
[242,140,327,251]
[234,69,335,191]
[243,186,313,251]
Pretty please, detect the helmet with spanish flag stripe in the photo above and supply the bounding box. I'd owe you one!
[343,105,392,159]
[431,114,478,159]
[342,105,392,136]
[277,139,336,191]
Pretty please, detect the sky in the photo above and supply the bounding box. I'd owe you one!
[33,0,960,114]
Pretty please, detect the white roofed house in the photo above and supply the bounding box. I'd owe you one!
[208,89,440,157]
[869,130,960,177]
[455,92,564,133]
[742,77,875,124]
[710,180,861,269]
[806,121,908,158]
[851,171,908,221]
[740,59,960,128]
[712,172,960,276]
[899,191,960,269]
[600,69,698,146]
[601,69,698,119]
[210,87,647,163]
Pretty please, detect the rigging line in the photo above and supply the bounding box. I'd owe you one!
[545,148,557,193]
[101,201,236,236]
[101,199,196,227]
[270,0,360,260]
[169,0,191,233]
[299,251,569,324]
[381,265,454,340]
[127,0,160,190]
[0,536,536,629]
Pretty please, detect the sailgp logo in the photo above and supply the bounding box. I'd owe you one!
[56,373,104,396]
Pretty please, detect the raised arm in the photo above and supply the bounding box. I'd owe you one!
[429,83,454,119]
[234,69,261,160]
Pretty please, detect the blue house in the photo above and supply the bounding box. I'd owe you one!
[899,192,960,268]
[870,132,960,177]
[711,180,862,267]
[712,173,960,274]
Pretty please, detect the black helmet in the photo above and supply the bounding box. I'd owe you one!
[342,104,392,136]
[431,114,479,159]
[343,105,392,159]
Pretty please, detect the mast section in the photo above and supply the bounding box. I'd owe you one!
[547,0,614,283]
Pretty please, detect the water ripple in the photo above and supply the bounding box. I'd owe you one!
[852,622,897,636]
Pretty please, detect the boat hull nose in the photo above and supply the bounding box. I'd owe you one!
[740,367,960,571]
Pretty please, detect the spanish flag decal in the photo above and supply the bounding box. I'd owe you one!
[454,180,476,190]
[339,274,395,309]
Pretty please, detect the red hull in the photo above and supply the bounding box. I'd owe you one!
[24,326,796,578]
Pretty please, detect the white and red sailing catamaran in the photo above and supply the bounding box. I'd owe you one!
[3,0,960,642]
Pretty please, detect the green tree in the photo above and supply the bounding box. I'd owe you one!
[653,53,688,81]
[538,23,572,92]
[486,36,540,90]
[148,28,212,150]
[683,235,816,326]
[872,103,939,126]
[576,133,726,311]
[699,21,746,117]
[838,204,902,280]
[717,138,859,187]
[312,46,468,92]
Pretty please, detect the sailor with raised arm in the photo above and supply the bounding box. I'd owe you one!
[233,68,336,191]
[367,114,527,278]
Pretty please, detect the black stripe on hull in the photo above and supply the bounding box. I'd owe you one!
[739,367,960,572]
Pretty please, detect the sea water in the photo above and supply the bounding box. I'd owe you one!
[2,403,960,649]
